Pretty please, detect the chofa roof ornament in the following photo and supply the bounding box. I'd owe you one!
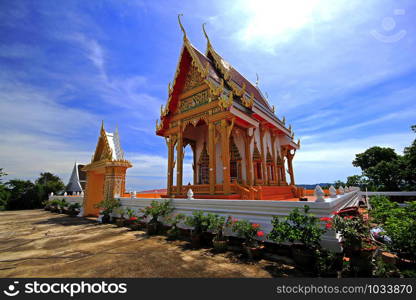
[178,13,187,40]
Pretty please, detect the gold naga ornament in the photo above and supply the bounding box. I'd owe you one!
[218,91,233,110]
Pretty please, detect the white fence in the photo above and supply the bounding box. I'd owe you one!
[49,189,362,252]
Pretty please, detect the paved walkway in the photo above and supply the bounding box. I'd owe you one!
[0,210,302,278]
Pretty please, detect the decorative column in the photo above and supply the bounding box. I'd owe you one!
[208,122,216,195]
[176,121,184,194]
[280,146,288,185]
[259,124,267,185]
[287,149,296,185]
[220,119,234,194]
[271,134,277,185]
[166,135,176,196]
[244,129,254,186]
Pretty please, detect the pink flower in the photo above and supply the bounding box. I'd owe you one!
[320,217,332,222]
[130,217,138,221]
[332,211,340,215]
[257,231,264,237]
[325,223,332,229]
[252,223,260,229]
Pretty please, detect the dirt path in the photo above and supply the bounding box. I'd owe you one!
[0,210,301,278]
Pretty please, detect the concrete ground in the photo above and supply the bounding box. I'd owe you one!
[0,210,303,278]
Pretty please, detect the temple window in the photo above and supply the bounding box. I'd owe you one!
[229,137,242,183]
[198,142,209,184]
[252,142,263,183]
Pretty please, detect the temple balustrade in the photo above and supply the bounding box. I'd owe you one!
[49,187,362,252]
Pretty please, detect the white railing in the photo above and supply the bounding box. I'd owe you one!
[48,188,362,252]
[49,195,83,205]
[365,191,416,196]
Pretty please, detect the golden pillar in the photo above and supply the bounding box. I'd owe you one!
[280,146,288,185]
[166,135,176,196]
[176,121,183,194]
[244,129,254,186]
[287,149,296,185]
[271,134,277,184]
[208,122,216,195]
[259,124,267,185]
[220,119,233,194]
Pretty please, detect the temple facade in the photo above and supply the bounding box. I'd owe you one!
[82,122,132,216]
[156,16,301,200]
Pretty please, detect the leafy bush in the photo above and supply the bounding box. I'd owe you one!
[208,215,232,241]
[95,198,121,216]
[269,205,324,249]
[57,199,68,210]
[67,203,81,215]
[327,213,369,251]
[369,195,404,224]
[166,213,185,237]
[383,215,416,260]
[369,196,416,260]
[184,210,212,235]
[231,219,264,247]
[125,207,136,219]
[141,200,173,223]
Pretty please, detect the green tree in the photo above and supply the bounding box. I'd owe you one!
[0,168,10,211]
[400,125,416,190]
[333,180,345,188]
[34,172,65,205]
[352,146,398,172]
[6,179,38,210]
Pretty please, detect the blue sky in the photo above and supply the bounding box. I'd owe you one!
[0,0,415,191]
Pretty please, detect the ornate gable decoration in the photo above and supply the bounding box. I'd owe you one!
[183,63,204,93]
[179,88,209,114]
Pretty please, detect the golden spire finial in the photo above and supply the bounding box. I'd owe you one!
[202,23,211,46]
[101,120,105,131]
[178,14,187,40]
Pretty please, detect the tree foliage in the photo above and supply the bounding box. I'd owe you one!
[348,125,416,191]
[1,169,65,210]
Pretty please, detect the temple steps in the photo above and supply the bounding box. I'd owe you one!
[259,186,296,200]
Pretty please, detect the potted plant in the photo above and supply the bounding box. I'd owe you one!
[124,208,138,229]
[231,219,265,259]
[269,205,324,269]
[113,207,126,227]
[208,215,231,252]
[185,210,211,248]
[58,199,68,214]
[165,213,185,240]
[49,199,60,212]
[141,200,173,235]
[67,203,81,217]
[95,198,121,224]
[322,212,375,276]
[43,200,52,211]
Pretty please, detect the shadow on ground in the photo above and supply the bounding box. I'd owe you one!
[0,209,305,278]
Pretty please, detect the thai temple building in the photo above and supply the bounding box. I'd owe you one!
[156,16,302,200]
[66,162,86,194]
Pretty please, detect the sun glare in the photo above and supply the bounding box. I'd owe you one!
[238,0,340,46]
